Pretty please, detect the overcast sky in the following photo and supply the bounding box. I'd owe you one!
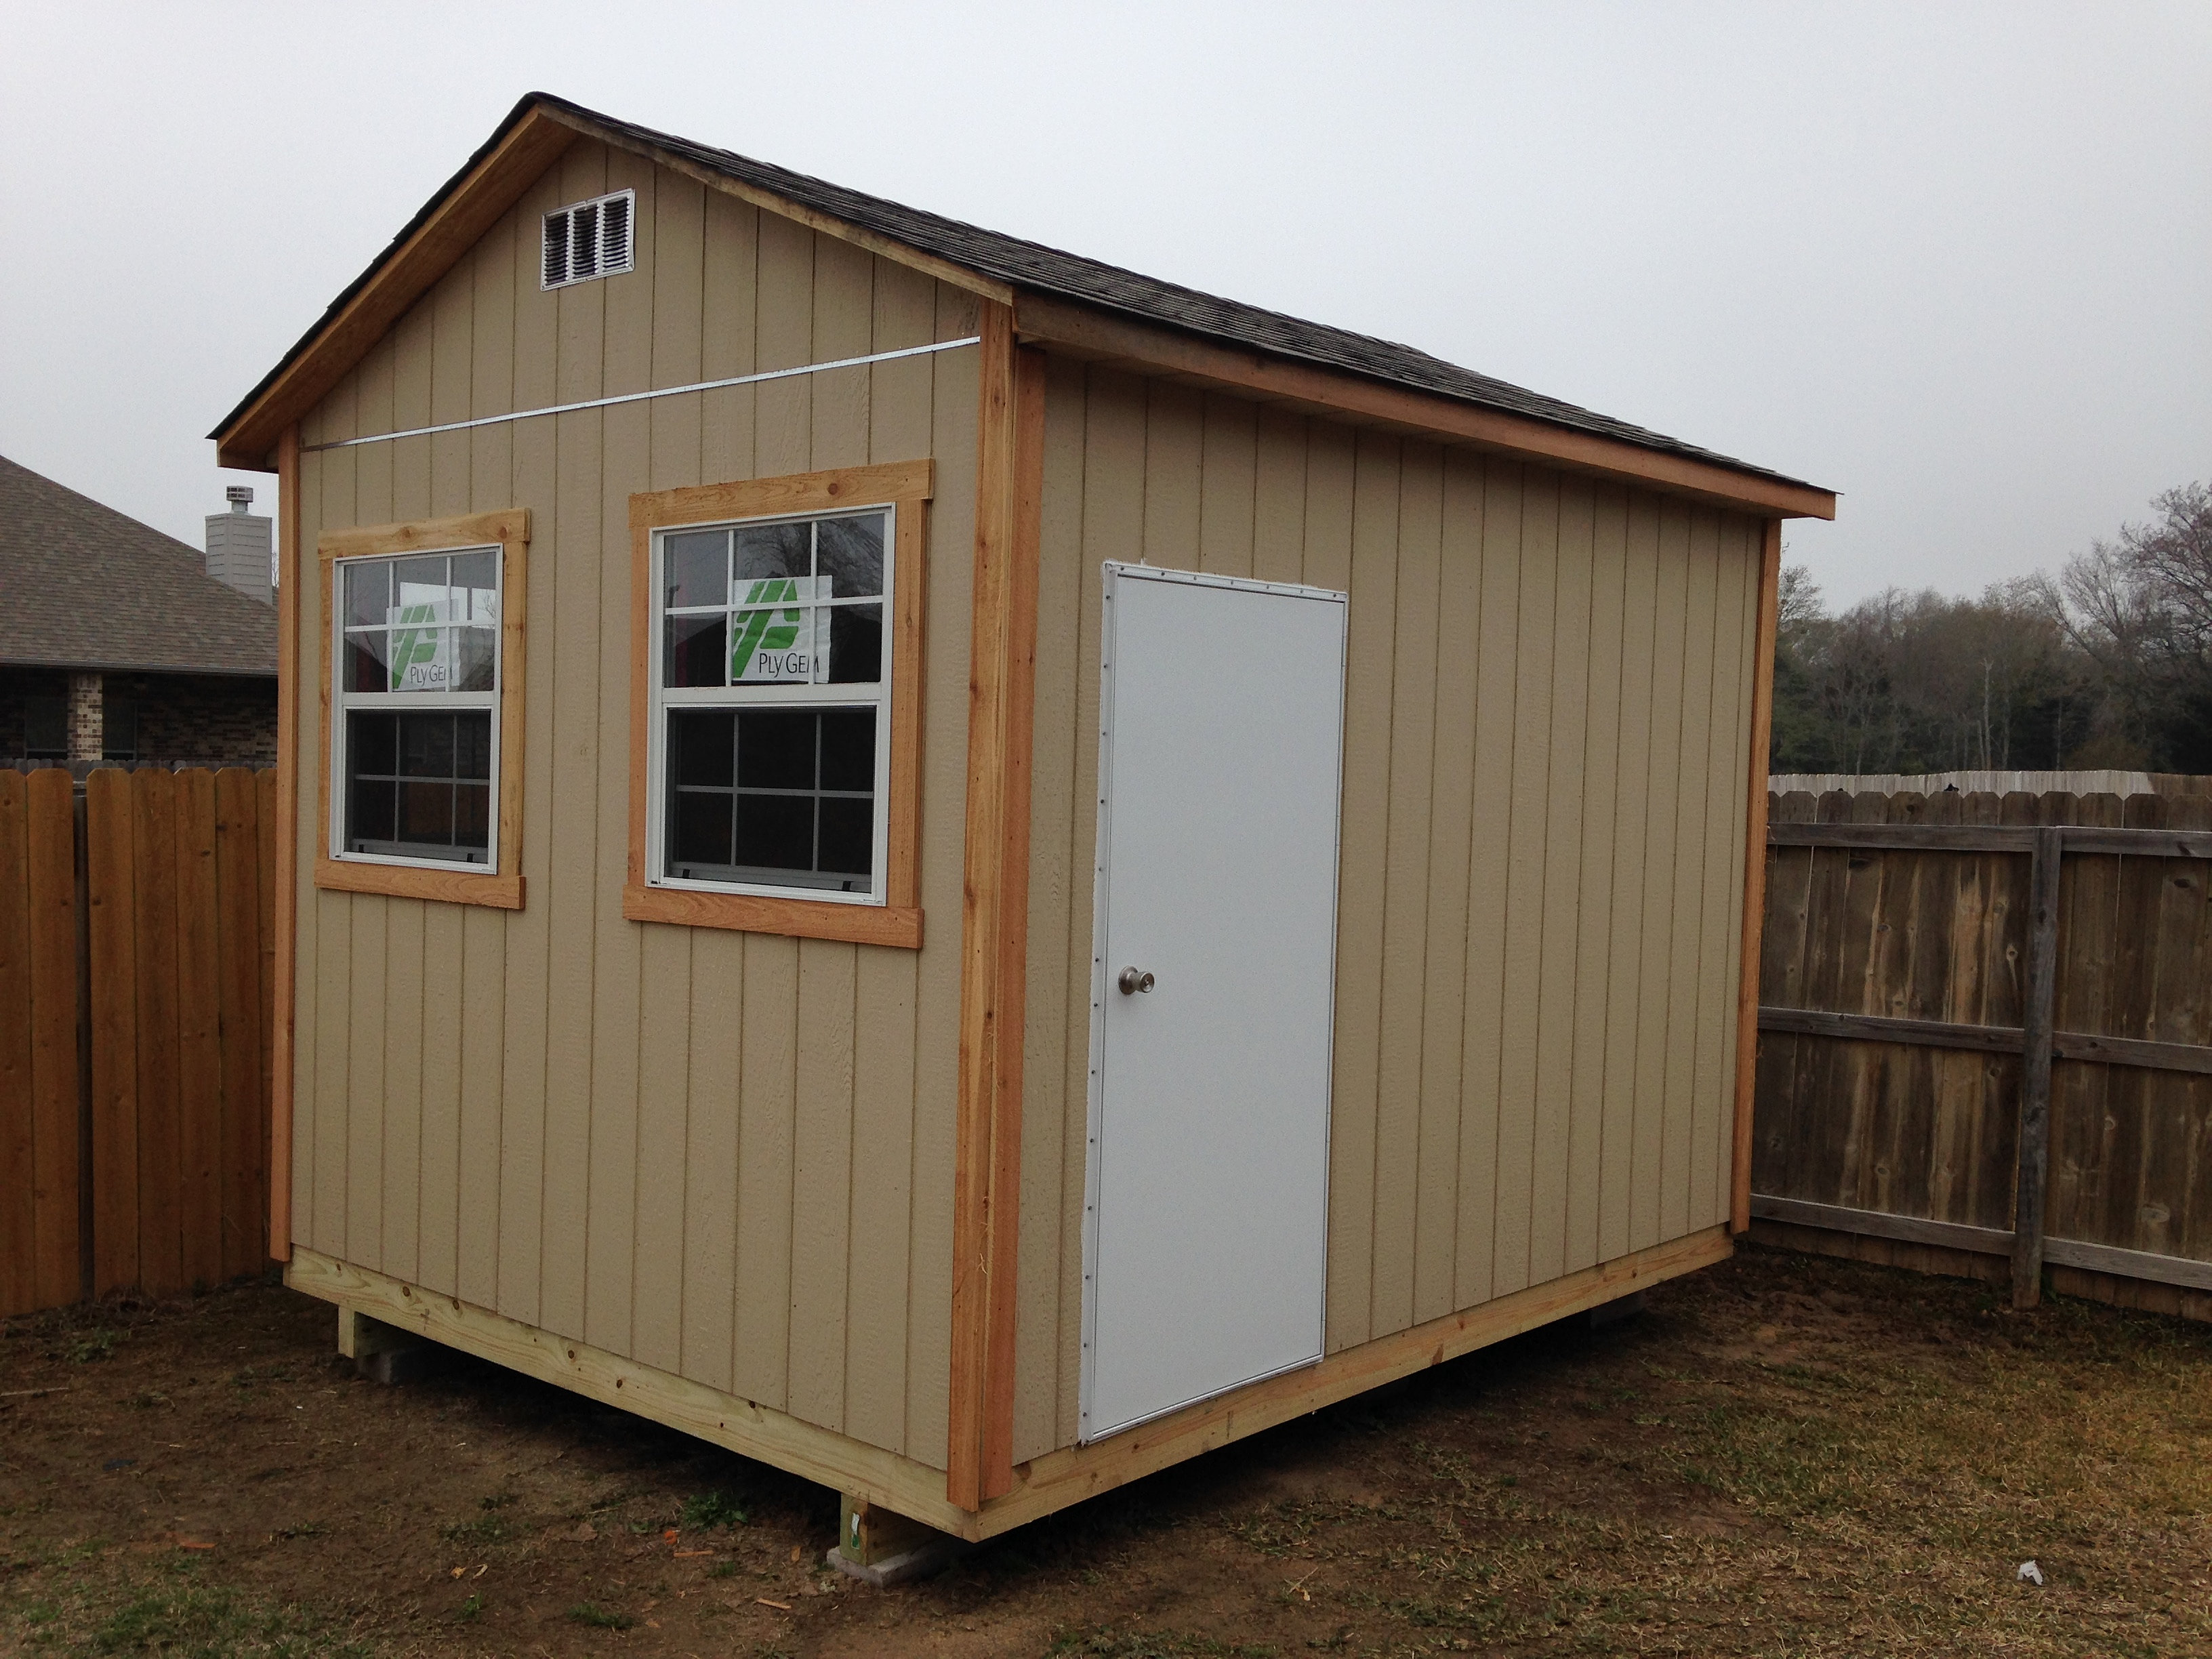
[3,2,2205,607]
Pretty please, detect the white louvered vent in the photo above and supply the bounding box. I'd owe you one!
[542,188,636,290]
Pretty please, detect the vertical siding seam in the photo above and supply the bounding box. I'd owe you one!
[1361,436,1403,1330]
[1563,489,1607,1271]
[1440,453,1484,1299]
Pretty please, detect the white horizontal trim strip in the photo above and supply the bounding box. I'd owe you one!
[302,337,982,454]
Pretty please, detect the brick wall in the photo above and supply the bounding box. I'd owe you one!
[0,668,276,768]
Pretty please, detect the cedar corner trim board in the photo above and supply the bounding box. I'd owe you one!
[285,1225,1730,1544]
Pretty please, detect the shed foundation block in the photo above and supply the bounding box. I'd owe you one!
[336,1307,447,1385]
[825,1495,968,1586]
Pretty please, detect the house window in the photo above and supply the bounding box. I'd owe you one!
[23,696,65,758]
[623,460,930,947]
[314,508,529,910]
[102,699,137,762]
[650,510,891,898]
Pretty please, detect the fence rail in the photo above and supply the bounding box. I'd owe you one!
[0,768,274,1316]
[1750,788,2212,1317]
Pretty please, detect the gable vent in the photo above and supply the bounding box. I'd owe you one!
[542,188,636,290]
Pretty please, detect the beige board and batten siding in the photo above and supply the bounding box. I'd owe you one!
[1013,362,1762,1462]
[288,138,978,1470]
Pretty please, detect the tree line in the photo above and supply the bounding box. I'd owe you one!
[1771,482,2212,776]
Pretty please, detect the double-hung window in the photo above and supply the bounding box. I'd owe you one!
[653,510,890,897]
[626,462,930,947]
[316,509,529,909]
[335,547,500,863]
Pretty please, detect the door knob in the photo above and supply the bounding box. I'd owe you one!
[1117,966,1155,996]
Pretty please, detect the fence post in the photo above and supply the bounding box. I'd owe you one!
[2010,825,2064,1310]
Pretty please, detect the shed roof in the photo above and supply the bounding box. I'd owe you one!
[0,455,277,678]
[213,94,1833,516]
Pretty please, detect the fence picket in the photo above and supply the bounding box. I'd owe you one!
[0,774,33,1315]
[85,769,139,1296]
[131,768,183,1295]
[175,771,224,1288]
[26,770,81,1311]
[216,769,266,1280]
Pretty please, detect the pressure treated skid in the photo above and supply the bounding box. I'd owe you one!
[217,93,1834,1542]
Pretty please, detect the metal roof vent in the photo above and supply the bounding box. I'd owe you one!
[542,188,635,290]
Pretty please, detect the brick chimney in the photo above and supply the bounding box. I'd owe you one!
[205,485,274,605]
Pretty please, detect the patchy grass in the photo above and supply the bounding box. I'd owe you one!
[2,1246,2208,1654]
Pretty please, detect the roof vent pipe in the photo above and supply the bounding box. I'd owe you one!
[206,487,274,605]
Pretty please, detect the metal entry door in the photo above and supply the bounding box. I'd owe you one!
[1080,562,1347,1443]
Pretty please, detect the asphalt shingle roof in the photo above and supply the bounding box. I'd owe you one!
[217,94,1824,499]
[0,455,277,676]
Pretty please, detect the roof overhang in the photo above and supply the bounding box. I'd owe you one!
[214,95,1835,522]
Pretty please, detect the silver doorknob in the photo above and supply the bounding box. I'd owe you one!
[1117,966,1155,996]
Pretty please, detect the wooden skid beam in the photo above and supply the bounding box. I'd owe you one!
[291,1225,1732,1544]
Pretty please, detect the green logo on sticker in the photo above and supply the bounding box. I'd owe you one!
[390,603,441,690]
[730,579,806,677]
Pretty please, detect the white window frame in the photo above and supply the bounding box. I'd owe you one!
[328,544,504,874]
[644,504,897,909]
[541,187,636,291]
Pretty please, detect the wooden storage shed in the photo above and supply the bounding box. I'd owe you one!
[211,93,1836,1553]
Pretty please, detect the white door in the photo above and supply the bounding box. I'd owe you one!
[1080,562,1347,1443]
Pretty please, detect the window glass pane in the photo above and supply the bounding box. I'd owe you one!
[670,710,735,787]
[818,798,873,880]
[733,794,814,872]
[665,613,727,688]
[826,602,882,684]
[393,555,451,623]
[732,522,810,585]
[672,790,734,869]
[737,709,815,791]
[344,561,390,628]
[400,781,455,845]
[451,550,498,622]
[351,778,396,845]
[346,632,391,693]
[456,626,497,693]
[350,709,397,775]
[455,710,493,781]
[455,782,490,849]
[664,531,727,609]
[815,514,884,598]
[819,708,876,792]
[399,712,456,779]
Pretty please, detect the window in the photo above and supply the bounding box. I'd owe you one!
[541,188,634,290]
[23,695,64,758]
[625,462,931,947]
[101,699,136,762]
[315,510,529,909]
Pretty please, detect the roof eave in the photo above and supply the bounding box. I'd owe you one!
[1010,290,1837,521]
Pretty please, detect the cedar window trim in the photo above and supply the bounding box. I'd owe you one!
[624,460,932,949]
[313,509,529,910]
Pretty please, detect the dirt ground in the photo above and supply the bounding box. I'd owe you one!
[4,1243,2210,1658]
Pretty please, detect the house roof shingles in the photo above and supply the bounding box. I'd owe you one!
[0,455,277,677]
[216,93,1824,500]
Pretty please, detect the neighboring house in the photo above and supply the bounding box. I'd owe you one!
[0,454,279,769]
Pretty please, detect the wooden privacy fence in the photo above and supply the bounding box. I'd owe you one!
[1750,788,2212,1317]
[0,767,276,1317]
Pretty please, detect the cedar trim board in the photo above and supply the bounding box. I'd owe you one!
[1749,1197,2212,1295]
[947,303,1040,1510]
[1014,295,1837,523]
[1732,520,1782,1233]
[312,509,531,913]
[268,426,302,1263]
[1757,1006,2212,1076]
[621,460,933,947]
[287,1227,1731,1543]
